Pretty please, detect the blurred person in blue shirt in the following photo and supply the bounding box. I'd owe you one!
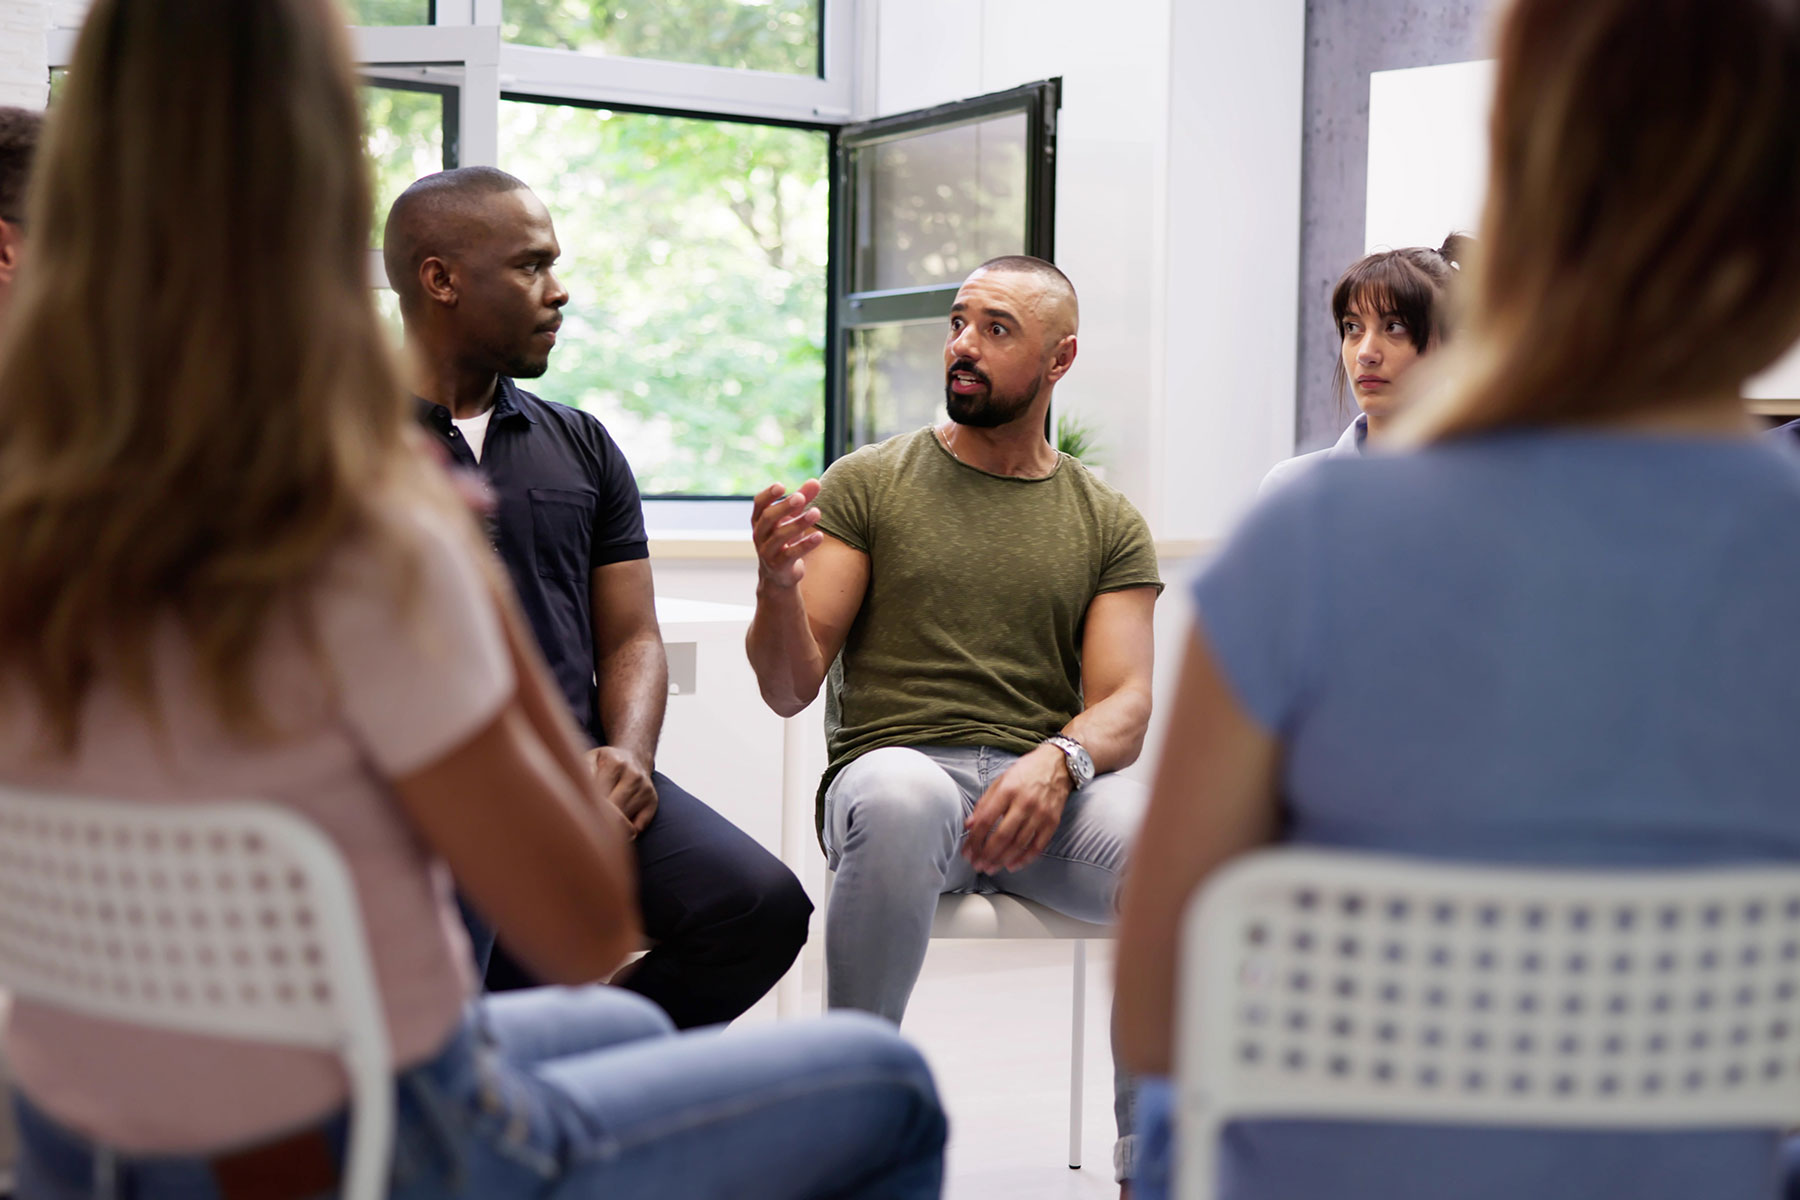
[1118,0,1800,1196]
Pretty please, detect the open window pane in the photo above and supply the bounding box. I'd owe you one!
[852,112,1029,292]
[832,81,1058,458]
[360,82,450,241]
[500,100,828,496]
[848,322,946,449]
[504,1,821,76]
[344,0,432,24]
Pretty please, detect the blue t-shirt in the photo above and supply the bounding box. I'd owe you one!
[1188,430,1800,1200]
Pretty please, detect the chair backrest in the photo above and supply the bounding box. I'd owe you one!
[0,786,394,1198]
[1175,847,1800,1200]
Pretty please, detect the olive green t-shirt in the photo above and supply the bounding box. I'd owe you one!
[813,426,1164,830]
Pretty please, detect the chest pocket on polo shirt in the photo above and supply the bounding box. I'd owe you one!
[527,487,596,581]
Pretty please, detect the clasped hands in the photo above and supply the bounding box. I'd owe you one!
[586,745,657,837]
[962,744,1072,875]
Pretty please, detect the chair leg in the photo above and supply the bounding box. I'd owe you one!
[1070,939,1086,1169]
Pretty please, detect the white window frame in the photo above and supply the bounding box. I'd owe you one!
[50,1,856,127]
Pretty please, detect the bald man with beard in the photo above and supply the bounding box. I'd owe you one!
[747,257,1162,1192]
[385,167,811,1029]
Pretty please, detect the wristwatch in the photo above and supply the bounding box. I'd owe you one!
[1044,734,1095,791]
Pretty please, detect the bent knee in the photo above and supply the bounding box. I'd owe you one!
[833,748,962,832]
[817,1012,941,1095]
[595,986,679,1041]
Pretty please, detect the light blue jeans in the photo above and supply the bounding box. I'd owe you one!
[15,987,946,1200]
[822,744,1145,1181]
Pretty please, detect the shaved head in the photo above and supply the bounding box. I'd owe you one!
[383,167,569,383]
[382,166,530,315]
[968,255,1079,346]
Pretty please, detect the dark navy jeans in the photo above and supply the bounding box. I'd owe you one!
[463,771,812,1029]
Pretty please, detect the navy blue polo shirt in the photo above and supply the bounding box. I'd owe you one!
[416,378,647,745]
[1771,418,1800,447]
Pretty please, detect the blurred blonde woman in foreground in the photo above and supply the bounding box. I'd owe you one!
[0,2,944,1197]
[1119,0,1800,1196]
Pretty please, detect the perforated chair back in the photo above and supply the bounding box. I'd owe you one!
[1175,847,1800,1200]
[0,787,394,1200]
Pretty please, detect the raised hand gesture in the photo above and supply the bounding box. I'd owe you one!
[751,479,824,589]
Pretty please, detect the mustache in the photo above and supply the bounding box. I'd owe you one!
[946,358,990,385]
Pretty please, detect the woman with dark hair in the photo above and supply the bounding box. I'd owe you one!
[1260,235,1471,494]
[1119,0,1800,1196]
[0,2,945,1197]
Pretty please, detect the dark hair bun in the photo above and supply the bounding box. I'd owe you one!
[1437,232,1475,270]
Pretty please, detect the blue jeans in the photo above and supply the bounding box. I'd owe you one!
[15,987,946,1200]
[821,744,1144,1181]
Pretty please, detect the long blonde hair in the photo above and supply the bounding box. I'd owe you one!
[1409,0,1800,441]
[0,0,463,750]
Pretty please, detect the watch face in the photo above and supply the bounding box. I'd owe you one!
[1053,737,1094,788]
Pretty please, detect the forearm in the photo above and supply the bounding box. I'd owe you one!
[595,633,668,768]
[1062,684,1153,774]
[746,579,828,716]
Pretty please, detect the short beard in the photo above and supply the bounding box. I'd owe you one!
[944,374,1040,429]
[499,349,553,380]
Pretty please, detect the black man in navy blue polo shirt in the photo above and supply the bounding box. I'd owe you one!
[384,166,810,1028]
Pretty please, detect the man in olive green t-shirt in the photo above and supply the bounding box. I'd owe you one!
[747,257,1161,1190]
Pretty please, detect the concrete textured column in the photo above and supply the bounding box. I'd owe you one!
[0,0,50,109]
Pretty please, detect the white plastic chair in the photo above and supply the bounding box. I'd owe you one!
[0,787,394,1200]
[823,872,1111,1168]
[1175,847,1800,1200]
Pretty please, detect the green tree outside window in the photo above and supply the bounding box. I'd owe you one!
[501,101,827,495]
[505,0,820,76]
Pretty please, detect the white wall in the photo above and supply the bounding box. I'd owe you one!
[0,1,49,109]
[1158,0,1307,541]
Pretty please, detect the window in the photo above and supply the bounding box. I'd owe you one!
[832,82,1061,455]
[345,0,434,24]
[359,80,454,237]
[500,99,828,495]
[503,0,822,76]
[46,1,1052,499]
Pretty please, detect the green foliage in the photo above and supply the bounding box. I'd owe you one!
[341,0,431,24]
[500,101,828,495]
[1055,411,1103,465]
[359,85,447,239]
[505,0,820,75]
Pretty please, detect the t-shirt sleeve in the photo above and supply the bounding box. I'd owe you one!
[1187,473,1323,736]
[812,446,878,554]
[1098,494,1164,596]
[319,505,515,776]
[587,417,649,568]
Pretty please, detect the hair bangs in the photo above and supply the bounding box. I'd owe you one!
[1332,254,1439,353]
